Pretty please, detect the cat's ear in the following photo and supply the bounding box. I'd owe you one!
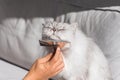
[42,23,45,28]
[45,18,54,24]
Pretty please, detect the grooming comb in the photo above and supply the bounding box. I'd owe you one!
[39,40,70,60]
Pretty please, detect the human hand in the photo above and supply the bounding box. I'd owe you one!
[23,47,64,80]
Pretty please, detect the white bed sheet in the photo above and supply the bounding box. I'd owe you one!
[0,59,28,80]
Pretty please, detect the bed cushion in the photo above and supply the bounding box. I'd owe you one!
[0,59,27,80]
[0,18,54,69]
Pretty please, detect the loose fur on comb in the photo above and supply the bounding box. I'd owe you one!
[42,21,112,80]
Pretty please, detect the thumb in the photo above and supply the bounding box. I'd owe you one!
[39,53,53,63]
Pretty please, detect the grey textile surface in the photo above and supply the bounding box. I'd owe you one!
[0,59,27,80]
[0,17,54,69]
[0,0,120,80]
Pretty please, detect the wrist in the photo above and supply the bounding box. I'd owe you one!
[23,72,37,80]
[23,71,48,80]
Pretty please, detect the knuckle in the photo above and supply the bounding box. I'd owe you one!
[53,58,58,62]
[51,65,56,69]
[60,59,64,63]
[36,59,42,64]
[36,59,40,63]
[60,64,64,68]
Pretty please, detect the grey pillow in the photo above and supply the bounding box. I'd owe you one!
[0,18,53,69]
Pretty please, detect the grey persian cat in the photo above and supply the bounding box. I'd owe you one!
[42,21,112,80]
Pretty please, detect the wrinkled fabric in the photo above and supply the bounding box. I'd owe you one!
[0,60,27,80]
[0,18,54,69]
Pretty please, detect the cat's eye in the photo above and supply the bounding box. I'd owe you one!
[58,29,66,31]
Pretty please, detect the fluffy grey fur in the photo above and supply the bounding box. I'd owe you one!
[42,21,112,80]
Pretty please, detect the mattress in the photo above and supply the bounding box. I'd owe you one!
[0,59,28,80]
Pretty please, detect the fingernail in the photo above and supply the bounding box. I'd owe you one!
[57,47,60,51]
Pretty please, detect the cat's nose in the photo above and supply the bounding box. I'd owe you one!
[53,28,56,32]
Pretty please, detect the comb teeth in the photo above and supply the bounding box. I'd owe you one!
[39,40,51,46]
[39,40,58,46]
[39,40,70,48]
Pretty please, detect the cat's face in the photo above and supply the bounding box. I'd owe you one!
[42,21,77,43]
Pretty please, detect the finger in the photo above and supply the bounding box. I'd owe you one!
[52,55,64,68]
[38,53,53,63]
[57,42,65,48]
[55,62,64,70]
[52,63,64,76]
[50,47,61,64]
[53,63,64,73]
[44,53,53,60]
[54,47,61,58]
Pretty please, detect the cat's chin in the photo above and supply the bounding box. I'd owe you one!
[49,35,60,40]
